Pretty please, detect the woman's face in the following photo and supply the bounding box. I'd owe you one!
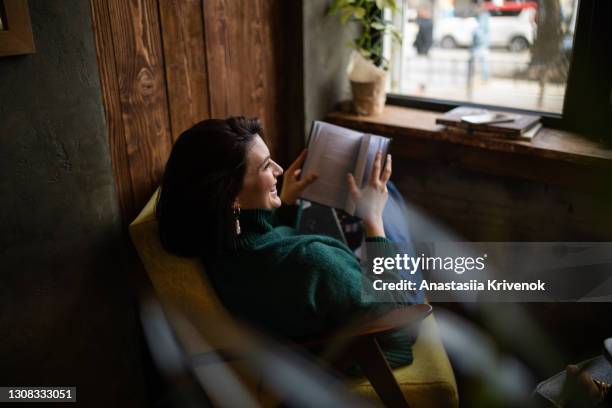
[235,135,283,209]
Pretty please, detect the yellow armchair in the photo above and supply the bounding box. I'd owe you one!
[130,190,458,407]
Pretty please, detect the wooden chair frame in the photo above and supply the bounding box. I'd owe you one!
[188,304,433,408]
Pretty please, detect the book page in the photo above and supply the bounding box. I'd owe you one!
[345,134,371,215]
[359,135,391,187]
[301,121,363,211]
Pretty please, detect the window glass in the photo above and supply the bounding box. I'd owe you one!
[385,0,579,114]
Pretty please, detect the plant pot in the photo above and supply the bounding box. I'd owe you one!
[350,74,386,116]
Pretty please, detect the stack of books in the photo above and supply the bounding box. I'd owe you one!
[436,106,542,141]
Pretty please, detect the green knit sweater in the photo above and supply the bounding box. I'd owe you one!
[205,203,416,367]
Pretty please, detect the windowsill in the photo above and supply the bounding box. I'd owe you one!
[326,105,612,193]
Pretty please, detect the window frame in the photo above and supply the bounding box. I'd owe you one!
[386,0,611,140]
[0,0,35,57]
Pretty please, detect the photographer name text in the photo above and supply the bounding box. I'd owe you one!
[373,279,547,292]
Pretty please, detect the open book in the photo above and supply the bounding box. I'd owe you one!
[300,121,391,215]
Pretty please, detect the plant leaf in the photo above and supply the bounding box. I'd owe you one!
[326,2,338,16]
[375,0,384,10]
[391,29,402,44]
[385,0,399,12]
[340,8,353,24]
[371,22,385,30]
[353,7,366,19]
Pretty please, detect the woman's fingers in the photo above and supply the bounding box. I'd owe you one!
[287,149,308,173]
[297,172,318,188]
[369,150,382,186]
[346,173,360,197]
[380,154,392,184]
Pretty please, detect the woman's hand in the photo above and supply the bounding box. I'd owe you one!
[347,151,391,237]
[280,149,318,205]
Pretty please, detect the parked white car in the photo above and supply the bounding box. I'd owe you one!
[433,9,536,52]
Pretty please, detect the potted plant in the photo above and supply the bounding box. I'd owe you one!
[328,0,401,115]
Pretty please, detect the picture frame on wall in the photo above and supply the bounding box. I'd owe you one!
[0,0,35,57]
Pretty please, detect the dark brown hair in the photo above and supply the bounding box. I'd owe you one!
[156,116,263,258]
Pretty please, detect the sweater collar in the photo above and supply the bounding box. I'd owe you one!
[236,209,274,248]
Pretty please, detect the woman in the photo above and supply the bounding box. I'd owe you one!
[156,116,420,368]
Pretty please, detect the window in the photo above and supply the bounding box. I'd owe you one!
[384,0,579,115]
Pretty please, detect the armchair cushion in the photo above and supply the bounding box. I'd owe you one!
[130,189,227,326]
[130,189,458,407]
[349,312,459,407]
[130,189,276,404]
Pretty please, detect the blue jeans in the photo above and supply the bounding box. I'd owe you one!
[382,181,425,304]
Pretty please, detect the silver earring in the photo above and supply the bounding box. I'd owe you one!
[234,207,241,235]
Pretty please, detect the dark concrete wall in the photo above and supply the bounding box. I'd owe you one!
[0,1,146,406]
[303,0,357,137]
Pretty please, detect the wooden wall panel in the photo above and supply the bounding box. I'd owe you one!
[91,0,173,221]
[204,0,302,163]
[204,0,270,119]
[269,0,305,167]
[92,0,304,223]
[90,0,135,223]
[107,0,172,217]
[158,0,210,140]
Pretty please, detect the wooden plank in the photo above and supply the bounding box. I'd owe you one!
[392,166,612,241]
[256,0,280,161]
[270,0,305,166]
[394,125,609,194]
[326,107,612,194]
[203,0,269,119]
[90,0,135,224]
[202,0,235,118]
[158,0,210,140]
[203,0,285,162]
[327,106,612,164]
[352,337,410,408]
[107,0,173,221]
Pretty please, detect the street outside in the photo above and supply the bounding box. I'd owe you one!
[391,47,566,113]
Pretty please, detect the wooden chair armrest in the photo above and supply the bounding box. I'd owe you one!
[295,303,432,348]
[190,303,432,362]
[294,303,431,408]
[188,304,431,408]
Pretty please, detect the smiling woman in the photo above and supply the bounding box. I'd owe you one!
[235,135,285,210]
[155,116,421,366]
[156,117,264,256]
